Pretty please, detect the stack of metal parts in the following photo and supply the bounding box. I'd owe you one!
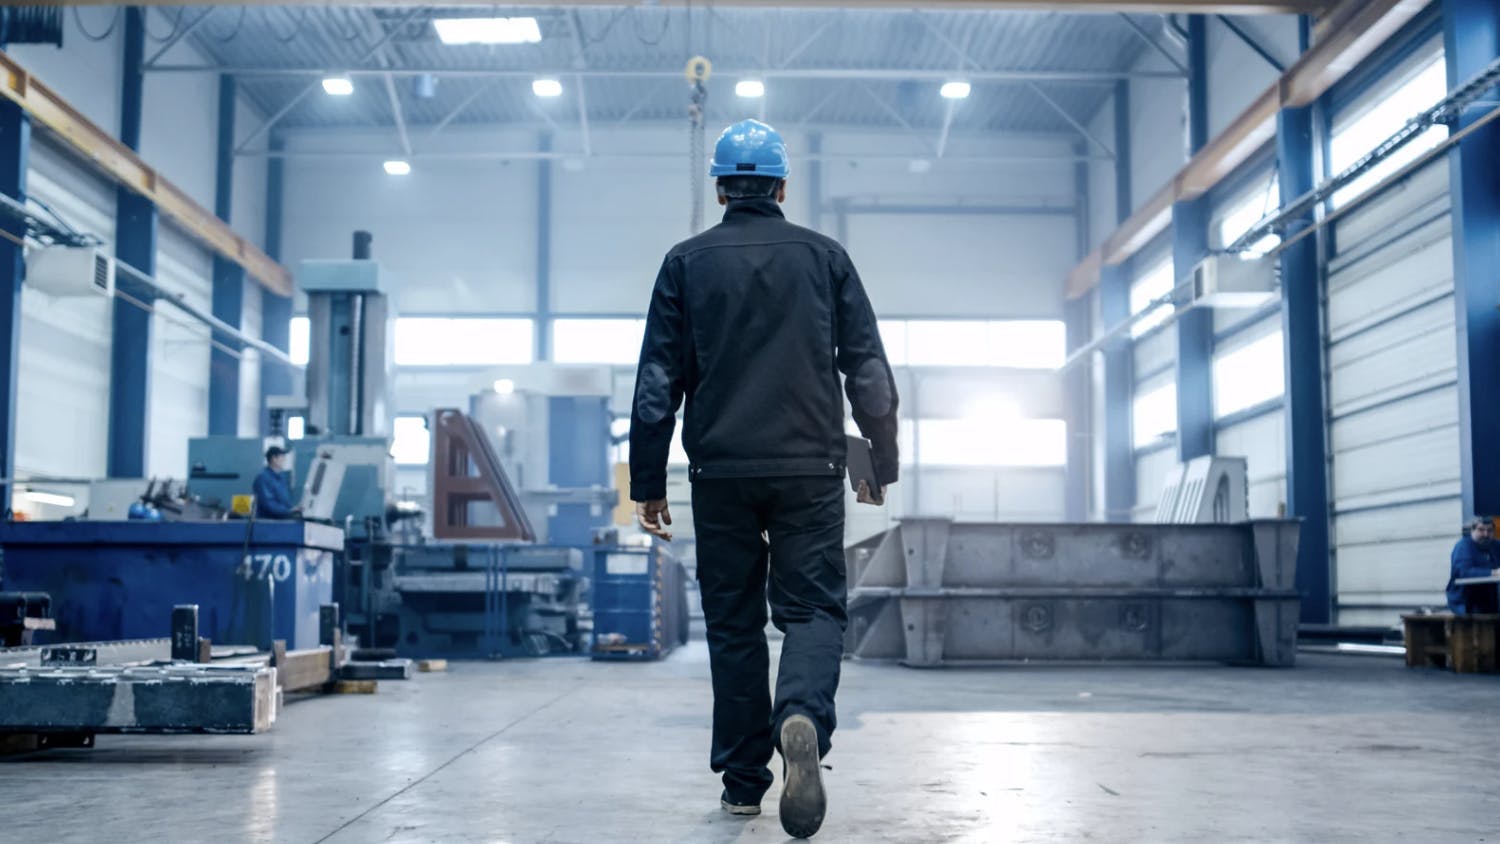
[0,603,408,744]
[0,661,276,740]
[844,518,1302,667]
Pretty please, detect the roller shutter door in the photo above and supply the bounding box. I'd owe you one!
[1325,160,1458,626]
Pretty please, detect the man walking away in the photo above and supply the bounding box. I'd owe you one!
[628,118,900,839]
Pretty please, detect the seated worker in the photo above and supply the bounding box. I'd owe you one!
[252,446,301,519]
[1447,516,1500,615]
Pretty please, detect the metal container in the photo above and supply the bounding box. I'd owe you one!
[590,544,689,662]
[0,521,341,650]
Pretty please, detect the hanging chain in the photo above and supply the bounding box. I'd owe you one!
[689,79,707,234]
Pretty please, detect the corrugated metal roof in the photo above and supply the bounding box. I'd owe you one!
[164,5,1165,139]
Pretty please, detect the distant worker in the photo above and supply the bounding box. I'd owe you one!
[1447,516,1500,615]
[629,119,899,839]
[253,446,301,519]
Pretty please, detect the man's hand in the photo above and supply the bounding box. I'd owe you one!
[636,499,674,542]
[856,480,885,506]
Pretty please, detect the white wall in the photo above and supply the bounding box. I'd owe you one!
[7,10,272,493]
[1082,15,1301,520]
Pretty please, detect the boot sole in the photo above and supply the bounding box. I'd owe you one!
[721,800,761,817]
[778,715,826,839]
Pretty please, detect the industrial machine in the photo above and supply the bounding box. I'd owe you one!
[182,233,615,660]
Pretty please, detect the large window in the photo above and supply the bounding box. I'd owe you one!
[1213,330,1286,418]
[1129,260,1174,338]
[394,318,534,366]
[1329,51,1448,209]
[877,320,1065,369]
[553,319,647,365]
[391,415,431,465]
[1217,177,1282,256]
[608,417,689,466]
[289,316,310,365]
[916,418,1066,467]
[1132,381,1177,448]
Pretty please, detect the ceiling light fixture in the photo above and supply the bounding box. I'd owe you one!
[383,160,412,176]
[433,16,542,45]
[940,81,971,100]
[735,80,765,98]
[532,78,563,98]
[322,75,354,96]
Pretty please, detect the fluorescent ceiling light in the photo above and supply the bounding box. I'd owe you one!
[383,159,412,176]
[24,490,75,507]
[940,81,971,100]
[532,78,563,98]
[322,76,354,96]
[433,16,541,45]
[735,80,765,98]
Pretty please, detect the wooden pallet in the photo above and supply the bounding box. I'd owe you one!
[1403,614,1499,673]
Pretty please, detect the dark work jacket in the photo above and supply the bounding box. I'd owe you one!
[253,467,297,519]
[1447,536,1498,614]
[629,198,899,502]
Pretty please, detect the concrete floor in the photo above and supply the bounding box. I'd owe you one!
[3,644,1497,843]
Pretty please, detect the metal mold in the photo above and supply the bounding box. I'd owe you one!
[846,519,1301,667]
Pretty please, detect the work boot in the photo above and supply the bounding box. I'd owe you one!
[777,714,826,838]
[720,789,761,817]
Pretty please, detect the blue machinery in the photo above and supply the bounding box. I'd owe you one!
[0,520,338,651]
[0,232,683,662]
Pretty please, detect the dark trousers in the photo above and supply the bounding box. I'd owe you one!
[691,476,848,803]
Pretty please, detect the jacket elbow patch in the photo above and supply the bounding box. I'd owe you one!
[636,362,673,423]
[852,358,893,417]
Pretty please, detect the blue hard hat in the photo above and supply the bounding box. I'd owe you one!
[709,119,789,179]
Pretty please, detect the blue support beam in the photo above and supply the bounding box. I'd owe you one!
[1102,79,1134,521]
[259,132,292,435]
[1277,104,1331,625]
[1064,140,1090,521]
[535,131,552,362]
[1173,15,1214,463]
[208,74,244,436]
[0,100,28,512]
[107,7,156,479]
[1444,0,1500,520]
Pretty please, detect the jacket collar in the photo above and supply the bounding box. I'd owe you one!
[722,197,786,221]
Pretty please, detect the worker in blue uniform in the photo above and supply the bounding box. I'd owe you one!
[253,446,301,519]
[1447,516,1500,615]
[630,119,899,840]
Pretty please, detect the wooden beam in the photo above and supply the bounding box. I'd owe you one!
[0,50,291,296]
[1066,0,1428,299]
[52,1,1332,12]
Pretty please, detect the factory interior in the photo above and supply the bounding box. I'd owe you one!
[1,0,1499,841]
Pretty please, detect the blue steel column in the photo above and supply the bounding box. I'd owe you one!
[1444,0,1500,519]
[259,132,292,434]
[0,100,28,512]
[1064,140,1090,521]
[107,7,156,478]
[535,131,552,362]
[1101,80,1135,521]
[209,73,245,435]
[1173,15,1214,462]
[1279,105,1332,625]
